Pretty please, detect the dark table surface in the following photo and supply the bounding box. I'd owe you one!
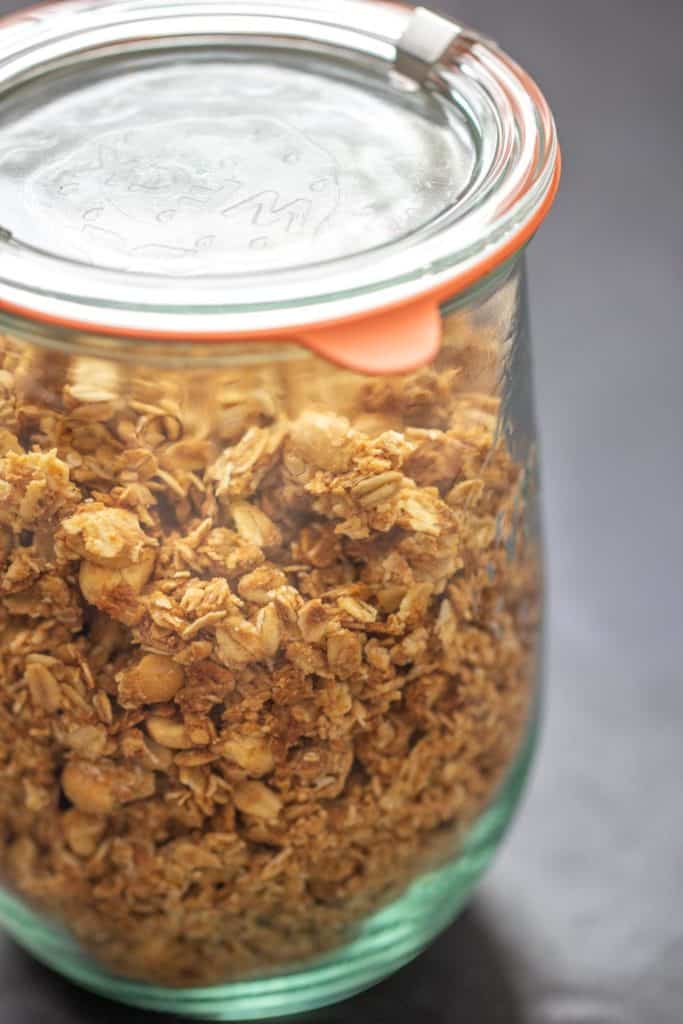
[1,1,682,1022]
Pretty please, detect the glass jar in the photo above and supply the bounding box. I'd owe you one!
[0,1,560,1018]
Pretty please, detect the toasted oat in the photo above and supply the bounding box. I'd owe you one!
[216,729,275,777]
[257,603,282,659]
[24,662,61,712]
[117,654,185,707]
[59,504,152,568]
[234,781,282,820]
[288,411,353,472]
[0,316,538,987]
[237,565,287,605]
[62,759,155,815]
[230,502,282,549]
[79,548,156,625]
[146,716,195,750]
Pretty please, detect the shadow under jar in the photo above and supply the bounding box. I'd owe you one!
[0,1,560,1018]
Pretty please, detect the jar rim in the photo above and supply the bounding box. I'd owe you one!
[0,0,561,342]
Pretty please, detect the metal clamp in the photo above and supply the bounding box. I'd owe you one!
[395,6,463,85]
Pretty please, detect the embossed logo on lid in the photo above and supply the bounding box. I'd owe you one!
[12,62,470,275]
[30,115,340,273]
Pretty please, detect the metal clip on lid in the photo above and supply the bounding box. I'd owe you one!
[395,6,463,85]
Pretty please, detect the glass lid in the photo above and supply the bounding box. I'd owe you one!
[0,0,560,338]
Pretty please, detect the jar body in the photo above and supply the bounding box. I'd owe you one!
[0,257,542,1018]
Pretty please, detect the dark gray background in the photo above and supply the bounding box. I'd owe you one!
[1,1,682,1022]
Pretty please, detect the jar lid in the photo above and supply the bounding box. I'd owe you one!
[0,0,560,371]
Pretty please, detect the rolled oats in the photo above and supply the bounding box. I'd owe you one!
[0,321,539,986]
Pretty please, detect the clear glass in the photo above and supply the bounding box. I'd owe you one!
[0,0,560,335]
[0,256,542,1019]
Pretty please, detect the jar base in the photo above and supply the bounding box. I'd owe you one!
[0,723,536,1020]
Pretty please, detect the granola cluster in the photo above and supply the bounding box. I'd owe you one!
[0,318,539,986]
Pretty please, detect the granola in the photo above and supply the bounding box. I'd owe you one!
[0,316,540,986]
